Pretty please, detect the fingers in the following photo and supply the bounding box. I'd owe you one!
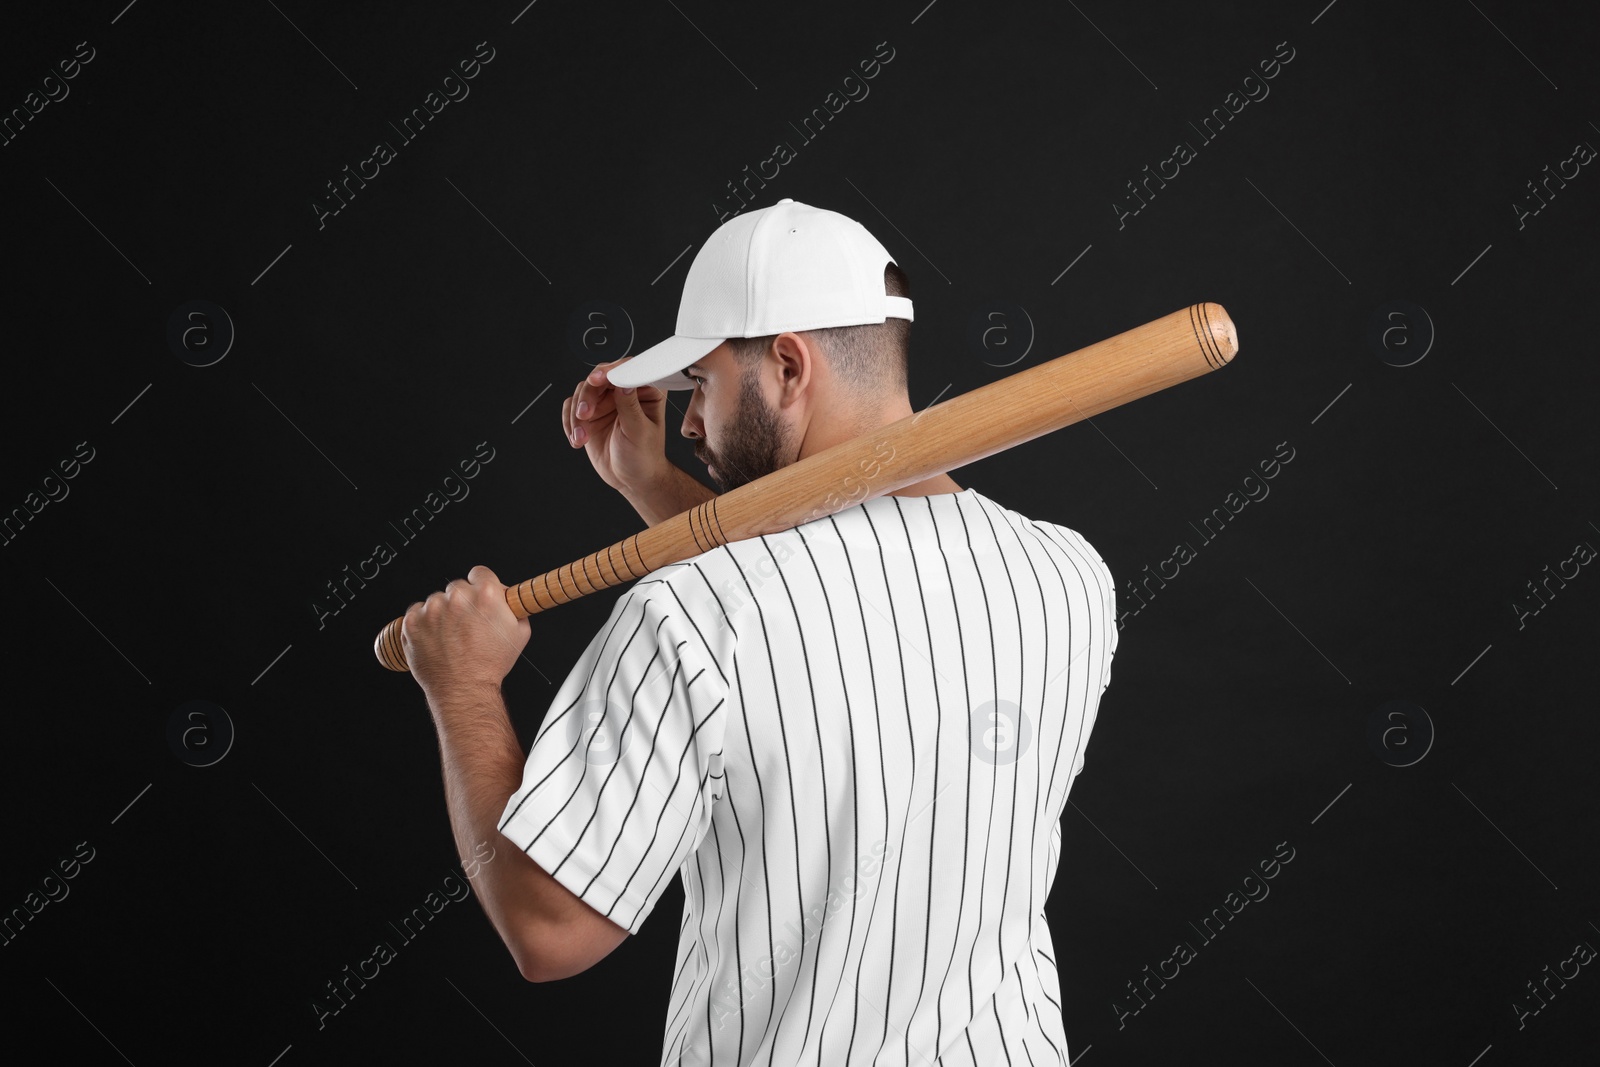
[439,567,502,598]
[569,357,637,447]
[412,570,506,627]
[565,390,599,448]
[566,382,589,448]
[568,392,599,447]
[586,364,607,386]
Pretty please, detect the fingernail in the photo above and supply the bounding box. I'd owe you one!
[577,400,589,417]
[622,387,634,395]
[573,425,585,444]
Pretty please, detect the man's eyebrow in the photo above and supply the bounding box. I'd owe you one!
[685,363,704,373]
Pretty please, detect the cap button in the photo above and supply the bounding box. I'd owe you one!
[777,198,793,204]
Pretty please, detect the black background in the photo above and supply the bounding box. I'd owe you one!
[2,1,1596,1064]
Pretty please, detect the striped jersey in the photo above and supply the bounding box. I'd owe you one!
[497,486,1118,1066]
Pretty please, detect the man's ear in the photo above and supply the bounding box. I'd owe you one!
[772,331,817,396]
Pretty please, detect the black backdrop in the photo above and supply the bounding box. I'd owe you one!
[3,1,1596,1064]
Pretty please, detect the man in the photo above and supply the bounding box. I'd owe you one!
[402,199,1119,1066]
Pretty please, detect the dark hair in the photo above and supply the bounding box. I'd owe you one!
[725,262,911,394]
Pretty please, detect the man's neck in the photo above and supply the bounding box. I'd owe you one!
[889,473,964,497]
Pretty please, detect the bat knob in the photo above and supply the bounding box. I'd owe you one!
[374,615,410,672]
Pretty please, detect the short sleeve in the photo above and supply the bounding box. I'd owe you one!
[1070,535,1118,779]
[1098,553,1118,695]
[497,586,729,935]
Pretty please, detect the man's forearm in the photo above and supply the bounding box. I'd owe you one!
[424,683,545,970]
[622,461,717,527]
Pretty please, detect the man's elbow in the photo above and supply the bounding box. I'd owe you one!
[513,916,629,983]
[515,943,581,984]
[492,912,545,983]
[509,921,556,983]
[517,951,554,983]
[510,921,577,983]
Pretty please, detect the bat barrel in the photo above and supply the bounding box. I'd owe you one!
[373,302,1237,672]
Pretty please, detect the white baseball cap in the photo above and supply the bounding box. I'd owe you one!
[604,198,914,391]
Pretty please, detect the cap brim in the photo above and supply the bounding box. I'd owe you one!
[604,334,723,391]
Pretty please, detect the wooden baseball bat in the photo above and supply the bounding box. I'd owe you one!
[375,301,1237,671]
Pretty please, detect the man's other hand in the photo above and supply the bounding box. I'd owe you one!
[564,357,669,494]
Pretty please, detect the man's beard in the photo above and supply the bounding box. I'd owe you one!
[698,368,792,494]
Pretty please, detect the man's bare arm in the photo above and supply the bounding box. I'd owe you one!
[423,680,627,981]
[621,461,717,527]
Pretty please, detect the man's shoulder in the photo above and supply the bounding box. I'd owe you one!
[971,494,1099,550]
[626,547,739,603]
[988,498,1113,576]
[620,554,742,657]
[1033,516,1109,561]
